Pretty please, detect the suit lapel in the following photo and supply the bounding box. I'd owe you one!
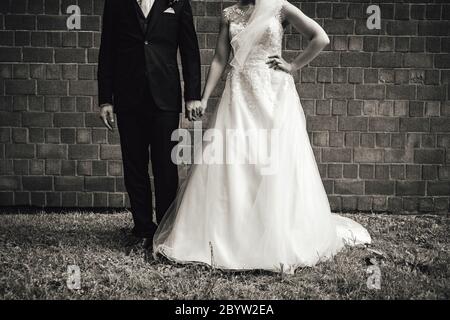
[131,0,146,35]
[145,0,167,37]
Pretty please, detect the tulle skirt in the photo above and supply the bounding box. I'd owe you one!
[153,64,371,274]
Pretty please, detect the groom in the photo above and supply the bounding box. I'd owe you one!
[97,0,202,251]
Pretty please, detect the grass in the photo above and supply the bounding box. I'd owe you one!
[0,210,448,300]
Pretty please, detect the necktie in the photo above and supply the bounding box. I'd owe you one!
[138,0,154,18]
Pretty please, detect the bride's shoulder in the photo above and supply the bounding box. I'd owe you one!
[222,4,238,22]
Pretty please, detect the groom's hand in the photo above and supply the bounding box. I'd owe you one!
[186,100,203,121]
[99,103,115,131]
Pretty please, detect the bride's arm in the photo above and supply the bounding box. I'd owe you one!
[267,2,330,73]
[200,12,231,114]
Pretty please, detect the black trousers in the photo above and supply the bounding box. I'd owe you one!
[116,88,180,238]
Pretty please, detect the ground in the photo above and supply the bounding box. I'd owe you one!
[0,211,448,300]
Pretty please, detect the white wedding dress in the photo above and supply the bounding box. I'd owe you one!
[153,3,371,274]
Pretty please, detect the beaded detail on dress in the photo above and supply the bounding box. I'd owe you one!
[223,4,284,69]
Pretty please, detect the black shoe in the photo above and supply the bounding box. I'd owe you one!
[123,233,153,256]
[124,234,143,256]
[143,238,152,251]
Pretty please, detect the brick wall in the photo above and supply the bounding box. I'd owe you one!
[0,0,449,213]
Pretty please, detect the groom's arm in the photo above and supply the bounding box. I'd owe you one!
[178,0,202,102]
[97,0,116,107]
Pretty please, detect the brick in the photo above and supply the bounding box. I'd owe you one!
[37,80,68,95]
[325,84,354,99]
[46,192,61,206]
[354,148,383,163]
[100,145,122,160]
[338,117,367,131]
[92,161,107,176]
[23,176,52,191]
[327,164,342,178]
[77,129,91,144]
[0,192,14,205]
[373,53,403,68]
[5,80,35,94]
[435,54,450,69]
[68,145,98,160]
[309,52,340,67]
[396,181,426,196]
[404,53,433,68]
[108,193,124,207]
[54,113,84,127]
[386,85,416,100]
[85,176,115,192]
[37,144,67,159]
[0,176,20,191]
[385,149,413,163]
[388,21,417,35]
[55,176,84,191]
[368,117,399,132]
[69,80,98,96]
[12,128,28,143]
[61,128,75,144]
[423,165,438,180]
[376,133,390,148]
[93,192,108,207]
[37,15,66,30]
[322,148,352,163]
[61,192,77,206]
[360,133,375,148]
[77,192,93,206]
[0,112,21,126]
[340,53,371,67]
[45,128,60,143]
[55,49,86,63]
[14,159,29,174]
[356,196,372,211]
[406,165,422,180]
[297,83,323,99]
[0,46,20,61]
[313,132,328,147]
[23,48,53,63]
[5,144,35,158]
[419,21,450,36]
[324,20,354,34]
[341,196,357,211]
[355,85,385,99]
[335,180,364,195]
[45,159,61,175]
[414,149,444,164]
[5,15,35,30]
[427,182,450,196]
[197,17,220,33]
[365,181,395,195]
[22,112,52,127]
[306,116,337,131]
[77,161,92,176]
[400,118,430,132]
[417,86,446,100]
[343,164,357,178]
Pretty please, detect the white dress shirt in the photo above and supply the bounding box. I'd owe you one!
[138,0,155,18]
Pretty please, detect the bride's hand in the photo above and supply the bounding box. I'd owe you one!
[266,55,293,74]
[192,99,207,120]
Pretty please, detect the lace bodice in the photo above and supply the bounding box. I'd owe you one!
[223,4,284,68]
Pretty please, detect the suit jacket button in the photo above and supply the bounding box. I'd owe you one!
[144,41,149,45]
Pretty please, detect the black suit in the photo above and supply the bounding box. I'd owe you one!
[97,0,201,238]
[98,0,201,112]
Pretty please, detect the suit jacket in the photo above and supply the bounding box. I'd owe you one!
[97,0,202,113]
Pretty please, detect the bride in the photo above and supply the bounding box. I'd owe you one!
[153,0,371,274]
